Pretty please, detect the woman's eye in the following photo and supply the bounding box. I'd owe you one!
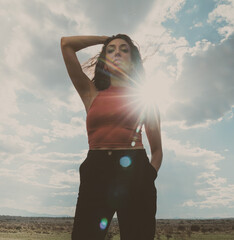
[122,48,129,53]
[107,48,114,54]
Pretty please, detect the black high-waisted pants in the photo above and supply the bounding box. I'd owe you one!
[72,149,157,240]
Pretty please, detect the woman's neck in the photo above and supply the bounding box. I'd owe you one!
[110,75,132,87]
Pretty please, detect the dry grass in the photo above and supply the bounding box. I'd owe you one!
[0,216,234,240]
[0,216,72,240]
[154,218,234,240]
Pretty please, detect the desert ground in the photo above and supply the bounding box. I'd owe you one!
[0,216,234,240]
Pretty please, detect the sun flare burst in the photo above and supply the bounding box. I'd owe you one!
[98,58,172,123]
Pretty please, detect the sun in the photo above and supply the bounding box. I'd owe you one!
[98,57,173,118]
[131,73,172,117]
[137,81,158,108]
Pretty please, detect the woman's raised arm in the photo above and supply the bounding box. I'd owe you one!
[60,35,108,111]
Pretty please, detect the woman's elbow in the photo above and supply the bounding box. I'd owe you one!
[60,37,67,49]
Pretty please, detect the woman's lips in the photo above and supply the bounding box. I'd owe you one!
[113,59,123,65]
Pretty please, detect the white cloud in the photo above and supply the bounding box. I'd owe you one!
[131,1,234,129]
[49,169,79,188]
[163,132,234,210]
[146,0,185,23]
[19,163,48,181]
[14,124,49,137]
[0,134,37,155]
[17,151,87,166]
[38,0,96,35]
[0,147,87,190]
[43,117,86,142]
[0,0,93,121]
[39,151,87,163]
[0,145,88,215]
[133,0,186,50]
[183,182,234,209]
[208,0,234,39]
[163,131,234,211]
[0,197,75,216]
[186,4,198,14]
[1,148,87,169]
[166,35,234,127]
[0,80,20,124]
[0,161,79,189]
[163,132,224,171]
[130,0,189,116]
[49,91,85,113]
[51,191,77,197]
[192,22,203,28]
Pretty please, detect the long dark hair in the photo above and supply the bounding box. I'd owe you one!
[89,34,145,91]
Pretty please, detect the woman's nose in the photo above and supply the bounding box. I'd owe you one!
[115,52,121,57]
[115,47,121,56]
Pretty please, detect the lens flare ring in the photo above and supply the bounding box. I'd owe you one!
[120,156,132,168]
[99,218,108,230]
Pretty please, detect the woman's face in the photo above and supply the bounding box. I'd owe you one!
[105,38,132,77]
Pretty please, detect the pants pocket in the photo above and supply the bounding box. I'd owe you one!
[148,162,157,180]
[79,155,93,179]
[79,157,88,174]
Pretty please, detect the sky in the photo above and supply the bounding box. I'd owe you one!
[0,0,234,219]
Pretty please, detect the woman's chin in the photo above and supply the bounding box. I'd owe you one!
[111,71,130,80]
[109,67,131,78]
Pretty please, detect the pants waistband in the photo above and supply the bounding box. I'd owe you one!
[87,148,147,157]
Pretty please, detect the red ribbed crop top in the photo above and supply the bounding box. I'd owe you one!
[86,85,144,149]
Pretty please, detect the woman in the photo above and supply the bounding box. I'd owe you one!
[61,34,163,240]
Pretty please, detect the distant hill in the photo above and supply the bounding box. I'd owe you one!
[0,207,70,218]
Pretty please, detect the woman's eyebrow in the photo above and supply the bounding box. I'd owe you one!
[107,44,129,48]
